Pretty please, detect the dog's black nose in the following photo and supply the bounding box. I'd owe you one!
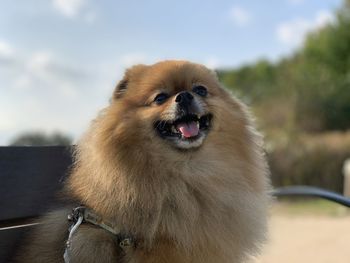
[175,91,193,107]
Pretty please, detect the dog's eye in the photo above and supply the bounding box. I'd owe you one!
[154,93,169,104]
[193,85,208,97]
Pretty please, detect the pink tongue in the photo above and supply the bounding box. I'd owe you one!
[176,121,199,138]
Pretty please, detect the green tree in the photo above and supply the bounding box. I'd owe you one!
[296,2,350,131]
[218,59,278,104]
[9,131,72,146]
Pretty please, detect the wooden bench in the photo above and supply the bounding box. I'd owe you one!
[1,146,349,262]
[0,146,72,262]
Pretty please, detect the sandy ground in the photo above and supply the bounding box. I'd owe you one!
[252,215,350,263]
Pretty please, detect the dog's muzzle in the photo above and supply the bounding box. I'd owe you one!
[154,93,212,149]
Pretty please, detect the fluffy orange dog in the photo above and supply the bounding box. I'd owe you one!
[18,60,270,263]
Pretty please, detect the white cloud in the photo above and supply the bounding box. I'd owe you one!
[228,6,253,27]
[27,51,53,77]
[53,0,86,18]
[0,40,14,58]
[12,51,93,100]
[203,56,220,69]
[277,19,309,46]
[276,10,334,46]
[52,0,96,24]
[0,47,113,145]
[314,10,335,27]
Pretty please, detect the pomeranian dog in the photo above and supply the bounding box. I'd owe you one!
[17,60,270,263]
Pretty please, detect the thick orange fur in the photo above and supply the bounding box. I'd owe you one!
[17,60,270,263]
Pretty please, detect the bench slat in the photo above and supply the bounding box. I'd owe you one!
[0,225,34,262]
[0,146,73,222]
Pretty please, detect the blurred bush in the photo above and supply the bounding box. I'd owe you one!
[10,131,72,146]
[268,132,350,192]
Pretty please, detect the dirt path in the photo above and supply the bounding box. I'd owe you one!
[253,215,350,263]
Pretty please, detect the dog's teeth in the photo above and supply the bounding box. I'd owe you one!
[196,121,200,128]
[171,126,177,133]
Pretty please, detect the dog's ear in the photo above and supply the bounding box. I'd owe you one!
[113,64,147,100]
[113,77,128,99]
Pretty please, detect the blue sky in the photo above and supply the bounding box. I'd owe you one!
[0,0,342,145]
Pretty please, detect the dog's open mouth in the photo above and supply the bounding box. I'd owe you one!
[154,113,212,148]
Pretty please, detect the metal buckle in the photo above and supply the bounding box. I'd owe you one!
[119,237,134,248]
[64,207,86,263]
[67,206,86,223]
